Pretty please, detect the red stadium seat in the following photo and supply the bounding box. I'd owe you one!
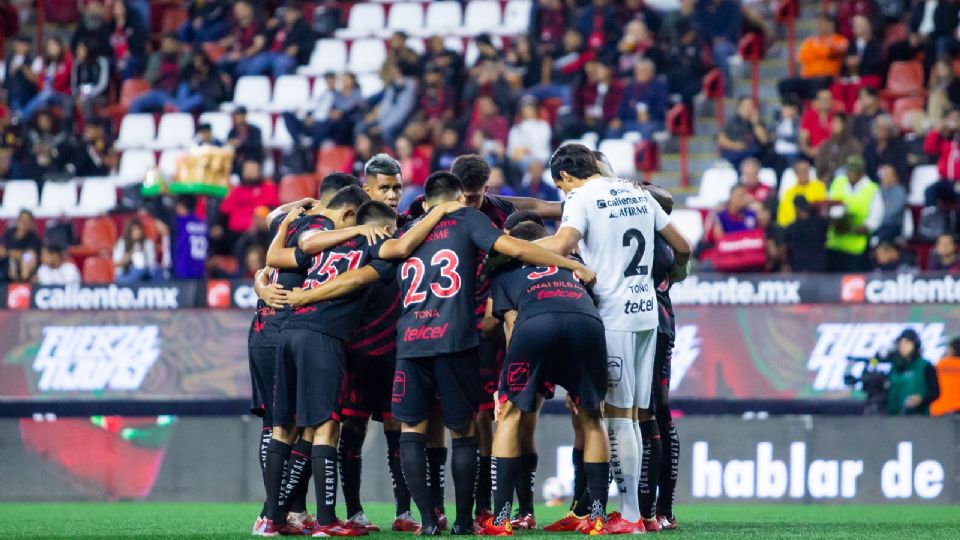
[279,174,318,203]
[883,62,925,98]
[211,255,239,276]
[892,96,925,132]
[316,146,354,177]
[82,257,115,284]
[70,216,118,258]
[104,78,152,119]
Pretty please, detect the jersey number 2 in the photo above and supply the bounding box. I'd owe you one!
[401,249,462,307]
[622,229,648,277]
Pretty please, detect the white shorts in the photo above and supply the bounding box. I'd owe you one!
[604,329,657,409]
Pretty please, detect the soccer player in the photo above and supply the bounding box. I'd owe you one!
[538,144,692,533]
[478,220,611,536]
[380,172,596,536]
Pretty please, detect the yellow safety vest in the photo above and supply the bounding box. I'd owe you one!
[826,176,878,255]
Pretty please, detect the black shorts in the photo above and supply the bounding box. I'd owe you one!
[498,313,607,413]
[273,328,347,428]
[392,348,481,432]
[343,353,396,422]
[478,334,504,412]
[249,345,277,425]
[651,330,674,412]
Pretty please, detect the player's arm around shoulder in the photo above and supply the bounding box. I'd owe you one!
[653,196,694,282]
[491,234,596,287]
[253,266,288,308]
[286,265,382,306]
[266,208,305,269]
[377,200,464,259]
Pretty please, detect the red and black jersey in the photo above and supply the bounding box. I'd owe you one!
[346,278,402,357]
[473,195,517,319]
[491,265,601,328]
[651,232,676,339]
[249,213,333,347]
[395,207,504,358]
[282,236,395,340]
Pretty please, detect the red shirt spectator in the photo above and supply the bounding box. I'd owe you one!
[800,90,834,155]
[396,135,429,187]
[924,126,960,182]
[467,96,510,146]
[835,0,874,41]
[220,162,279,234]
[574,61,624,124]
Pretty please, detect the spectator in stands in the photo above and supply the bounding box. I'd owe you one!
[608,59,667,140]
[616,20,663,77]
[486,167,515,197]
[212,159,279,254]
[16,37,72,123]
[826,155,884,272]
[815,113,862,183]
[108,0,148,80]
[70,39,110,122]
[505,35,542,91]
[127,34,189,114]
[2,36,37,112]
[523,29,586,107]
[873,241,913,272]
[851,87,882,142]
[831,15,883,113]
[517,160,560,201]
[309,0,342,39]
[783,195,829,272]
[71,0,111,60]
[877,164,907,242]
[283,72,361,154]
[469,129,506,170]
[355,62,417,146]
[928,59,960,124]
[36,241,79,285]
[772,99,801,169]
[233,205,272,268]
[179,0,229,45]
[468,95,510,148]
[417,65,457,140]
[759,199,785,272]
[175,50,229,113]
[114,218,163,284]
[387,31,424,78]
[241,244,266,278]
[929,233,960,272]
[740,157,771,207]
[463,59,515,122]
[566,59,622,139]
[924,109,960,205]
[72,121,116,177]
[472,33,503,66]
[24,110,71,184]
[661,0,695,47]
[887,329,940,416]
[430,125,463,172]
[226,106,264,174]
[888,0,960,69]
[864,115,909,186]
[835,0,875,41]
[0,237,10,282]
[718,97,769,170]
[576,0,621,58]
[424,36,464,95]
[918,187,959,242]
[173,195,208,279]
[800,88,835,159]
[326,72,366,146]
[508,97,552,175]
[663,22,709,114]
[778,15,847,101]
[695,0,741,94]
[218,0,270,79]
[192,123,222,148]
[2,210,41,281]
[778,157,827,226]
[396,134,428,208]
[262,2,313,72]
[711,184,759,239]
[348,132,378,178]
[530,0,570,58]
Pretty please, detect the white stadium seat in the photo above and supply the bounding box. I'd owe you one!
[246,112,274,142]
[35,180,78,218]
[117,150,157,184]
[0,179,39,218]
[443,36,465,53]
[270,119,294,151]
[597,139,636,178]
[459,0,502,36]
[349,39,387,74]
[225,75,272,111]
[299,39,347,75]
[687,166,738,209]
[358,73,385,97]
[500,0,532,34]
[199,111,232,142]
[115,113,156,150]
[425,1,463,34]
[405,37,426,55]
[671,209,705,246]
[154,113,195,149]
[158,149,187,177]
[909,164,939,206]
[336,2,385,38]
[270,75,311,112]
[759,167,777,188]
[902,209,914,239]
[69,178,118,217]
[386,2,424,35]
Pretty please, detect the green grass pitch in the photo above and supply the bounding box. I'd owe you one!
[1,502,959,538]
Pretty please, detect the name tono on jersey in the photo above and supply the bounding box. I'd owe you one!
[560,177,670,331]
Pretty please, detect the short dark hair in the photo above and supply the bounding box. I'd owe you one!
[860,86,878,98]
[320,173,361,199]
[176,195,198,212]
[504,211,544,231]
[357,200,397,225]
[425,171,464,201]
[509,221,548,242]
[451,154,490,191]
[364,153,402,179]
[327,186,370,210]
[43,240,66,254]
[549,143,600,181]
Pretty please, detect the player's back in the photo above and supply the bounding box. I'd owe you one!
[561,178,669,332]
[492,264,601,327]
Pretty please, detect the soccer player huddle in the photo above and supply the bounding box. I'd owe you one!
[247,143,692,537]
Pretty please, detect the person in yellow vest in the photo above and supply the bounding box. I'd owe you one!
[777,157,827,226]
[826,155,884,272]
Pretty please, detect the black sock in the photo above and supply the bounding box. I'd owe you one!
[311,444,339,525]
[339,427,366,518]
[265,439,292,523]
[475,455,492,515]
[583,462,610,522]
[516,453,537,515]
[491,457,520,526]
[571,448,588,515]
[451,437,479,530]
[258,425,271,518]
[656,420,679,519]
[426,447,447,516]
[285,439,313,515]
[401,433,436,528]
[386,430,411,516]
[638,420,662,519]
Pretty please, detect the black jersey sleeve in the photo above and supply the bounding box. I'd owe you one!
[463,208,505,254]
[369,258,398,284]
[490,272,517,320]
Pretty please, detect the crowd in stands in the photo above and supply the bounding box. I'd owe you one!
[0,0,959,284]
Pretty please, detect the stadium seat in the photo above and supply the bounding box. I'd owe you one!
[82,256,115,284]
[225,75,272,111]
[458,0,502,36]
[158,149,187,177]
[153,113,196,149]
[892,96,925,131]
[759,167,777,188]
[671,209,705,246]
[465,35,503,66]
[117,150,157,184]
[0,179,39,218]
[198,111,232,142]
[211,255,240,276]
[902,209,914,240]
[271,119,294,151]
[69,178,118,217]
[36,180,79,218]
[358,73,385,97]
[104,78,151,118]
[443,36,465,53]
[279,174,318,203]
[298,39,348,75]
[597,139,636,178]
[500,0,532,34]
[270,75,311,113]
[263,156,277,179]
[386,2,424,35]
[79,216,119,253]
[336,2,385,38]
[246,112,275,142]
[882,61,925,103]
[687,166,738,209]
[316,145,354,177]
[405,37,426,55]
[115,113,156,150]
[908,165,939,206]
[424,1,463,35]
[349,39,387,74]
